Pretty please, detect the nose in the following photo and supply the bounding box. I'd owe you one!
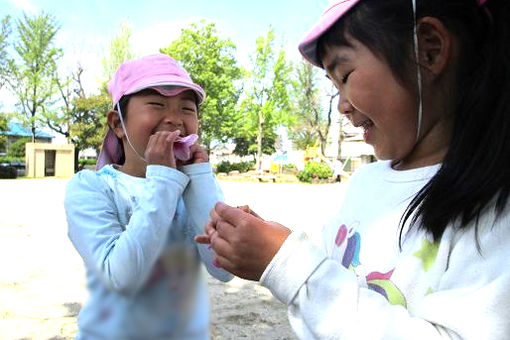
[162,107,183,127]
[338,93,354,116]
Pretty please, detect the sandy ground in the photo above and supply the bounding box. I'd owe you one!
[0,178,346,340]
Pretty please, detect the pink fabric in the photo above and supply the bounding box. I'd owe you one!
[107,53,205,105]
[298,0,361,67]
[174,134,199,161]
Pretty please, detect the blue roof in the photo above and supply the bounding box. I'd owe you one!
[1,122,54,139]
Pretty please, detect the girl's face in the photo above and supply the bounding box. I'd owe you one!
[122,89,199,164]
[322,38,420,163]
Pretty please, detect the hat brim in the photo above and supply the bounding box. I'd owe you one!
[298,0,361,67]
[122,75,206,105]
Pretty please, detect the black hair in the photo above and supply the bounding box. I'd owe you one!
[317,0,510,243]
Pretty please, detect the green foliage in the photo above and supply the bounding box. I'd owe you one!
[215,160,255,174]
[101,22,134,88]
[7,137,29,158]
[282,163,297,173]
[0,156,24,163]
[0,114,7,149]
[288,60,329,153]
[233,130,277,157]
[0,16,11,88]
[70,94,110,153]
[296,161,333,183]
[161,21,243,151]
[4,12,61,140]
[79,158,97,166]
[239,28,293,168]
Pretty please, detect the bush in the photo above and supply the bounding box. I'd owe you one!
[79,158,97,166]
[0,156,24,164]
[215,161,255,174]
[282,163,297,174]
[296,161,333,183]
[78,158,97,171]
[7,138,30,158]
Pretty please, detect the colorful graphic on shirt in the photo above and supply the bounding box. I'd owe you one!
[366,270,407,307]
[413,239,439,272]
[334,224,407,307]
[335,224,360,269]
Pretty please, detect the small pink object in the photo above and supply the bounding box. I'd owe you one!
[174,134,198,161]
[477,0,488,5]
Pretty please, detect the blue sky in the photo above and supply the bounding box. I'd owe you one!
[1,0,328,99]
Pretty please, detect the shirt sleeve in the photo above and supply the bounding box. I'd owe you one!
[260,224,510,340]
[65,166,189,295]
[180,163,234,282]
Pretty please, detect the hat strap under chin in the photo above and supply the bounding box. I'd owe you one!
[117,104,148,164]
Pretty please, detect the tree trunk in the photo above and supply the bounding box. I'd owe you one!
[256,111,264,171]
[337,115,344,160]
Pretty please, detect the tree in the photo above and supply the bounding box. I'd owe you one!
[239,28,293,169]
[42,65,85,142]
[160,20,243,152]
[70,94,110,155]
[101,21,134,88]
[288,61,339,156]
[0,114,7,150]
[4,12,61,142]
[0,16,11,90]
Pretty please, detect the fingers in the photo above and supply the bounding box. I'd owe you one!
[214,202,259,227]
[188,144,209,164]
[194,234,210,244]
[145,130,181,167]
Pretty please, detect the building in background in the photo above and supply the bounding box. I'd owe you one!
[0,122,54,156]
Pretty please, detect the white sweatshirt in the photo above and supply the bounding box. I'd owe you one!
[65,163,232,340]
[261,160,510,340]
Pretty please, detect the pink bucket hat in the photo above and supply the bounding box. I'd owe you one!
[298,0,361,67]
[96,53,205,170]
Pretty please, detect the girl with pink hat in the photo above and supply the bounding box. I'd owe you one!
[65,53,232,339]
[198,1,510,339]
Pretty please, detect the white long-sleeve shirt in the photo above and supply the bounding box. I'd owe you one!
[65,163,232,340]
[261,160,510,340]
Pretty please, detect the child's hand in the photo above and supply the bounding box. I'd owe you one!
[144,130,181,168]
[196,203,291,281]
[189,144,209,164]
[195,205,261,245]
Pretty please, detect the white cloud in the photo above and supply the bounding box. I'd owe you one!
[8,0,37,13]
[131,19,199,57]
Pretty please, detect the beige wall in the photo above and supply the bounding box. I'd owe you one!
[25,143,75,178]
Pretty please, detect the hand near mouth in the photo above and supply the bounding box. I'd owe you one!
[144,130,181,168]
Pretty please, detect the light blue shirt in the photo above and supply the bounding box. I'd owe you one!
[65,163,232,339]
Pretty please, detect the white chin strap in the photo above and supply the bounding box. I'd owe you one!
[117,104,148,163]
[412,0,424,141]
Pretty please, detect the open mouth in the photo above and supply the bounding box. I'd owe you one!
[353,119,374,141]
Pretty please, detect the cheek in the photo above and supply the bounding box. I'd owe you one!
[184,116,199,133]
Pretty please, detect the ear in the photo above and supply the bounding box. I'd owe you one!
[106,109,124,139]
[416,17,453,76]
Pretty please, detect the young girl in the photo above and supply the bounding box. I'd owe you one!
[65,53,232,340]
[197,0,510,339]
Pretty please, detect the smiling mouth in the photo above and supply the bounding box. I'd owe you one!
[354,119,374,131]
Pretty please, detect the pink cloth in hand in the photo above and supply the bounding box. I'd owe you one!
[174,134,198,161]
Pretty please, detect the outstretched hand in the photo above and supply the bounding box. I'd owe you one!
[195,202,291,281]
